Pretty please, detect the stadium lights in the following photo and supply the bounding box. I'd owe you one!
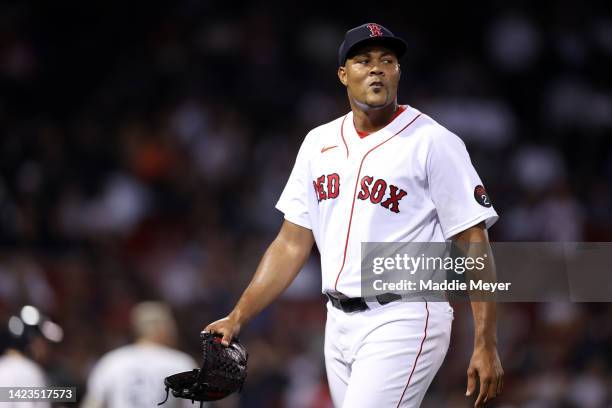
[20,305,41,326]
[8,316,24,336]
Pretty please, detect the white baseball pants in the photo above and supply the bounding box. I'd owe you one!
[324,300,453,408]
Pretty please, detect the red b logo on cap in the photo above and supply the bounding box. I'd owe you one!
[366,23,384,37]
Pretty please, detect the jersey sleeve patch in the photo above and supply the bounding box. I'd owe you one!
[473,185,492,208]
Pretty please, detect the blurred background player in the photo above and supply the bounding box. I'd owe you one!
[0,314,50,408]
[82,302,197,408]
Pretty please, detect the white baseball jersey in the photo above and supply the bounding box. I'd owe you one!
[83,343,197,408]
[276,105,498,297]
[0,352,50,408]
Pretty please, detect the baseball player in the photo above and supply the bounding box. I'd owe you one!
[0,320,50,408]
[206,23,503,407]
[82,302,197,408]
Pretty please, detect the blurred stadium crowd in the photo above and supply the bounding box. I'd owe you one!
[1,1,611,407]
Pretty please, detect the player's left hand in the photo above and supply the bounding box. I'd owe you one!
[465,345,503,407]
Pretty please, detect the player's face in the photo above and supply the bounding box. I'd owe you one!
[338,45,400,109]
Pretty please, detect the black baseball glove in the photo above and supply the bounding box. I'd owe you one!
[158,332,248,407]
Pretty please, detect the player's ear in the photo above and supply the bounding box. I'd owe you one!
[337,66,347,87]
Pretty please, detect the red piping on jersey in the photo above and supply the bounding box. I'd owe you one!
[396,300,429,408]
[340,115,349,158]
[333,113,422,291]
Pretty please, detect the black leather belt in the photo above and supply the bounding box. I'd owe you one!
[326,292,403,313]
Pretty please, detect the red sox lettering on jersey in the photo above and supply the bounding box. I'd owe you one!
[277,105,498,297]
[357,176,407,213]
[314,173,408,214]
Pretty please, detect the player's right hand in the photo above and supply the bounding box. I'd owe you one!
[203,316,241,347]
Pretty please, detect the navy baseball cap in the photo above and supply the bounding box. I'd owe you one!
[338,23,407,67]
